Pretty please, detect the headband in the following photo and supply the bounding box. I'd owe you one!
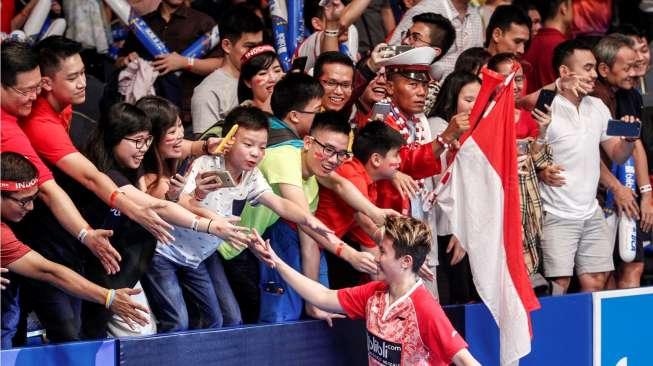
[241,45,277,65]
[1,178,38,192]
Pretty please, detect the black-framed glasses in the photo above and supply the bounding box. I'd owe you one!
[320,79,353,91]
[5,190,40,208]
[124,135,154,150]
[10,80,44,97]
[401,31,435,47]
[310,136,352,161]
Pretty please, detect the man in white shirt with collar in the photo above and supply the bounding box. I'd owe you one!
[540,39,637,294]
[388,0,483,78]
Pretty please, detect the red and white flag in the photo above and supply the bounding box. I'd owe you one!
[436,67,540,365]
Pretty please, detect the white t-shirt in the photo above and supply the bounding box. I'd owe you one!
[156,155,271,268]
[294,25,359,73]
[191,68,239,134]
[539,94,613,220]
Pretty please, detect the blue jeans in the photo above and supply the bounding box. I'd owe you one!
[259,220,329,323]
[1,274,20,349]
[141,254,221,332]
[204,252,242,326]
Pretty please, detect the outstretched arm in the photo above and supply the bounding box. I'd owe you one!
[251,232,344,314]
[8,251,149,328]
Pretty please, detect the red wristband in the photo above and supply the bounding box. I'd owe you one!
[109,189,124,208]
[335,242,344,257]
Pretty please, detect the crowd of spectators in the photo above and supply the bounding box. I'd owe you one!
[1,0,653,364]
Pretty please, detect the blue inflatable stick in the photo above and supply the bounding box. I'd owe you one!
[615,158,638,262]
[269,0,292,71]
[287,0,299,56]
[181,25,220,58]
[104,0,169,57]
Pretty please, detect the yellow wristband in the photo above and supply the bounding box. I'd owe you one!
[104,289,113,308]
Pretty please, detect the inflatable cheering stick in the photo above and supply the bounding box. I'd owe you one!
[617,158,638,263]
[181,25,220,58]
[269,0,291,71]
[39,18,67,40]
[23,0,51,41]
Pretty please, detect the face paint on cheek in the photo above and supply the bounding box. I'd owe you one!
[314,150,325,160]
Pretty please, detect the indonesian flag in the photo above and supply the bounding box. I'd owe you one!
[436,66,541,365]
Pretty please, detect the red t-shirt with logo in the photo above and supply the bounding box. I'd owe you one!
[1,222,32,267]
[0,108,54,186]
[20,97,77,165]
[338,280,468,366]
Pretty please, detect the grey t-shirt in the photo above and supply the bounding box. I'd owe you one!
[191,68,239,134]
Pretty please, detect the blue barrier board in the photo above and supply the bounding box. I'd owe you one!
[118,319,367,366]
[593,287,653,366]
[463,293,593,366]
[1,339,115,366]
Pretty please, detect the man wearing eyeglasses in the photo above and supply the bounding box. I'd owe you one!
[389,0,484,78]
[0,152,149,349]
[400,13,456,77]
[314,51,356,113]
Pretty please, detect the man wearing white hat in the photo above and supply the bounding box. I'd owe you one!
[375,46,469,295]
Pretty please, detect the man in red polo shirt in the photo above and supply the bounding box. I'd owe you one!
[0,152,148,348]
[523,0,573,93]
[1,40,126,342]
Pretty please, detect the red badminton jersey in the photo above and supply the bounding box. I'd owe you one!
[338,280,468,366]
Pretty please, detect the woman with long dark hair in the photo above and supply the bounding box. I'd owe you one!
[137,96,227,202]
[79,103,250,338]
[427,71,482,305]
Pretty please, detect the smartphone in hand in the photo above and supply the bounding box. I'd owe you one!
[535,89,555,112]
[370,101,392,121]
[200,170,236,188]
[606,119,641,138]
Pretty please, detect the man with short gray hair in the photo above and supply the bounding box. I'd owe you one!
[591,33,651,290]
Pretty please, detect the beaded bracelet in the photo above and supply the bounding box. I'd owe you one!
[640,184,652,194]
[436,135,451,150]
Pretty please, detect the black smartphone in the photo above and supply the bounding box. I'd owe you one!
[606,119,641,137]
[535,89,555,112]
[370,101,392,121]
[176,158,192,176]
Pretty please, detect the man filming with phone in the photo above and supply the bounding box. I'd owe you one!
[590,34,652,290]
[538,39,638,295]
